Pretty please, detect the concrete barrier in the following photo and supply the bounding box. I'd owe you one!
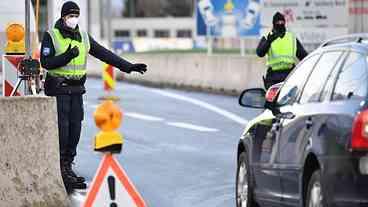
[87,54,266,95]
[0,97,69,207]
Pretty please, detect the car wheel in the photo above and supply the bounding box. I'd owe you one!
[306,170,326,207]
[236,151,257,207]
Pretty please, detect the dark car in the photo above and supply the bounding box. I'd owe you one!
[236,34,368,207]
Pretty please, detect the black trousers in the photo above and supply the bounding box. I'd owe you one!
[56,94,84,164]
[263,68,292,89]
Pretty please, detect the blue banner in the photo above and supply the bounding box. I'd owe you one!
[196,0,261,37]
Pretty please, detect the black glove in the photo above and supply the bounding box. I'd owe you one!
[65,44,79,59]
[127,63,147,74]
[267,31,280,43]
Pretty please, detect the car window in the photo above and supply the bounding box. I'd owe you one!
[299,51,343,104]
[320,52,347,102]
[277,55,320,106]
[332,52,368,101]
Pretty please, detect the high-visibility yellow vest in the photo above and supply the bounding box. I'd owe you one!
[266,31,297,71]
[47,28,90,79]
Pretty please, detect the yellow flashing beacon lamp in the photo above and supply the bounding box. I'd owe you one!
[94,100,124,153]
[5,23,26,54]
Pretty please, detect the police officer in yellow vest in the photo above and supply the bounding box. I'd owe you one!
[256,12,307,89]
[40,1,147,192]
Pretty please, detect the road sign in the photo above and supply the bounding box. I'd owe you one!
[83,154,146,207]
[196,0,261,37]
[2,55,24,96]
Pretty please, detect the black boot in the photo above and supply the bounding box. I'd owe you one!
[61,162,87,192]
[65,162,86,183]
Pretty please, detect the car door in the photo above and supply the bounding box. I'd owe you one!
[252,54,321,206]
[276,50,346,206]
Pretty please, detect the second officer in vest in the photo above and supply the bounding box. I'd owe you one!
[40,1,147,192]
[256,12,308,89]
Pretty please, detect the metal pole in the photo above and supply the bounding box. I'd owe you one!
[207,25,213,56]
[25,0,31,58]
[87,0,91,34]
[240,38,245,56]
[24,0,32,95]
[107,0,112,49]
[35,0,40,38]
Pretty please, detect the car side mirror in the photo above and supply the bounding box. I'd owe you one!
[264,83,283,116]
[239,88,266,108]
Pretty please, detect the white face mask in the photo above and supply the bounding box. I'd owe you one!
[65,17,79,29]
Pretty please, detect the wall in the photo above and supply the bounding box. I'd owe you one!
[87,54,266,95]
[0,96,69,207]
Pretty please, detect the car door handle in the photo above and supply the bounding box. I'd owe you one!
[270,124,280,133]
[306,118,313,129]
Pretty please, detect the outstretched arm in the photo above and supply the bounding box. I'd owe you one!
[88,35,146,74]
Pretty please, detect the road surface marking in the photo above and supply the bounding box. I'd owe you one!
[151,90,248,125]
[89,104,98,109]
[125,112,165,122]
[166,122,219,132]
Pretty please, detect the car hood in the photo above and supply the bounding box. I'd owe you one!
[241,109,275,138]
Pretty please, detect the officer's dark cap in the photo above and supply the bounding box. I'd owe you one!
[272,12,285,24]
[61,1,80,17]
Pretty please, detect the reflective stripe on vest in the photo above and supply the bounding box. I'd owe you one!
[47,28,90,79]
[266,32,297,71]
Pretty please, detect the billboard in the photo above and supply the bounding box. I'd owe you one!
[196,0,261,37]
[261,0,348,28]
[260,0,348,50]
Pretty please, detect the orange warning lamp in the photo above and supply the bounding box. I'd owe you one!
[94,100,124,153]
[5,23,26,54]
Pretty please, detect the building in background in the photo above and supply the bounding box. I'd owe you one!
[96,0,196,53]
[4,0,368,55]
[104,0,368,53]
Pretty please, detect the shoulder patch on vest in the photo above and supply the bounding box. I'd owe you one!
[42,47,51,56]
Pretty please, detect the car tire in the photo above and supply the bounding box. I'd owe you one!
[236,151,257,207]
[306,170,327,207]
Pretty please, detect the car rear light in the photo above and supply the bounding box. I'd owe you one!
[351,109,368,150]
[265,84,281,102]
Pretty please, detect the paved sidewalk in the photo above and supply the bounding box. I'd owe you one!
[70,189,87,206]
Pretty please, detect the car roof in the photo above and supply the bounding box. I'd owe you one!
[315,33,368,55]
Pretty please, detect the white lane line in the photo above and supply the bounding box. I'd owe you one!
[166,122,219,132]
[151,89,248,125]
[125,112,165,122]
[89,104,98,109]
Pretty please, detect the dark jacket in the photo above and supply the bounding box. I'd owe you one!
[256,34,308,63]
[256,31,309,89]
[41,19,133,96]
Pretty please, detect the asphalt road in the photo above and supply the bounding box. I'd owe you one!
[1,76,262,206]
[71,78,263,207]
